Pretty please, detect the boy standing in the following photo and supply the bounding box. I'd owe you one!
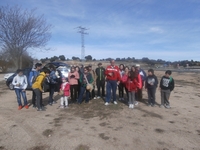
[32,68,50,111]
[29,63,42,107]
[95,63,105,99]
[159,70,175,109]
[12,69,29,110]
[145,69,158,107]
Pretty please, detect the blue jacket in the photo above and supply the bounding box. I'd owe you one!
[49,70,58,84]
[28,69,40,87]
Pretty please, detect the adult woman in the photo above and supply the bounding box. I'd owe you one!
[68,66,79,103]
[77,67,93,104]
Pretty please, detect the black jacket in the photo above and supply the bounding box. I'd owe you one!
[145,75,158,89]
[159,76,175,91]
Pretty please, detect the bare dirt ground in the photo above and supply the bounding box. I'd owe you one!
[0,71,200,150]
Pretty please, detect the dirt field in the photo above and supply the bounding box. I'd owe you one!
[0,71,200,150]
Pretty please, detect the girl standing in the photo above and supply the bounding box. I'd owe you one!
[60,78,70,108]
[131,66,142,105]
[118,64,125,101]
[125,70,138,109]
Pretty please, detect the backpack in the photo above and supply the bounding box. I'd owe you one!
[32,75,38,84]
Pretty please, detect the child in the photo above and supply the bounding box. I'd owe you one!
[32,68,51,111]
[145,69,158,107]
[60,77,70,108]
[159,70,175,109]
[12,69,28,110]
[125,71,138,109]
[118,64,125,101]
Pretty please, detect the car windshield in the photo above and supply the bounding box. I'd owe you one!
[57,67,69,72]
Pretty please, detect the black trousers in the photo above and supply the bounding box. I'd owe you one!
[31,89,36,105]
[70,84,79,101]
[96,80,105,97]
[33,88,43,109]
[147,88,156,105]
[118,83,124,98]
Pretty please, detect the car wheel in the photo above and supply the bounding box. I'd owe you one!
[8,82,14,90]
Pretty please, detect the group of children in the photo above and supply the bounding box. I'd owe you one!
[12,62,175,111]
[112,63,175,109]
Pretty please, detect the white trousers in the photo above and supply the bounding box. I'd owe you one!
[60,96,68,106]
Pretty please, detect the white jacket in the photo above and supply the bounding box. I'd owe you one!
[12,75,28,90]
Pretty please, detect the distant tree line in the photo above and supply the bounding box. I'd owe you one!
[39,55,200,68]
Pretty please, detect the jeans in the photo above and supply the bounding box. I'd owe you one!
[105,80,117,103]
[14,88,28,106]
[78,86,90,103]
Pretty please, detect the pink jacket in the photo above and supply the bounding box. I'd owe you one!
[60,82,70,96]
[68,71,79,85]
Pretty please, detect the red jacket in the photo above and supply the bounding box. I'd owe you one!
[105,65,121,81]
[125,78,138,92]
[137,74,142,89]
[60,82,70,96]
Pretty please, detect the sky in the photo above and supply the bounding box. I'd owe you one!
[0,0,200,61]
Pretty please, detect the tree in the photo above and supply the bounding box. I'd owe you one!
[85,55,92,61]
[59,55,65,61]
[0,5,52,69]
[0,50,13,72]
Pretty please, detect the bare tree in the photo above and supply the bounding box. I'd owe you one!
[0,5,52,68]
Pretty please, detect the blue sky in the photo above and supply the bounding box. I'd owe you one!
[1,0,200,61]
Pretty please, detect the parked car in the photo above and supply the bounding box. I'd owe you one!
[4,73,15,81]
[6,62,70,90]
[44,62,70,78]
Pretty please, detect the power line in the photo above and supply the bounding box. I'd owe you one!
[75,26,89,62]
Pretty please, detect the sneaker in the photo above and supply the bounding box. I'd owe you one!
[93,97,97,100]
[52,101,57,104]
[37,108,45,111]
[131,104,134,109]
[129,104,132,108]
[32,104,36,108]
[65,105,69,108]
[160,105,164,108]
[97,96,101,99]
[18,105,23,110]
[60,105,64,109]
[119,98,122,101]
[48,103,52,106]
[24,105,29,109]
[165,104,171,109]
[105,102,109,106]
[113,101,118,104]
[134,101,138,105]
